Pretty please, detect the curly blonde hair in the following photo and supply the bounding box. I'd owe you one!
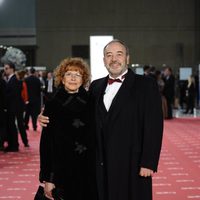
[54,57,90,88]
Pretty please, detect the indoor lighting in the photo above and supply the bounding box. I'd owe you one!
[0,0,4,6]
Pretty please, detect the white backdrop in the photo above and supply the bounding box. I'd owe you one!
[90,35,113,81]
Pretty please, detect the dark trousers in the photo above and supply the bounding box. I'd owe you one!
[6,111,19,150]
[185,96,195,113]
[166,97,173,119]
[0,111,7,149]
[16,111,28,145]
[0,127,6,149]
[24,102,40,130]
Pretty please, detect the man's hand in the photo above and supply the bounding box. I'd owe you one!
[44,182,55,200]
[139,167,154,177]
[37,108,49,127]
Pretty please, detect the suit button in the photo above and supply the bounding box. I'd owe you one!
[100,162,104,166]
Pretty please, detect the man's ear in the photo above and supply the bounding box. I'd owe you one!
[127,55,130,65]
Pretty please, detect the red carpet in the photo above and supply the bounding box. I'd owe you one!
[153,118,200,200]
[0,118,200,199]
[0,128,40,199]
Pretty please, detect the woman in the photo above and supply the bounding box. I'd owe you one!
[16,70,29,104]
[15,70,29,147]
[184,75,196,114]
[39,57,95,200]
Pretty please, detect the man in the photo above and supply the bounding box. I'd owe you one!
[143,65,150,76]
[162,66,175,119]
[24,67,42,131]
[4,63,28,151]
[43,71,56,104]
[39,39,163,200]
[0,72,7,150]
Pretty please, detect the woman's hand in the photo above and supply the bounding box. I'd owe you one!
[44,182,55,200]
[37,108,49,127]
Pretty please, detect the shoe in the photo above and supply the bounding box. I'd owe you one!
[24,144,30,147]
[0,146,5,151]
[165,117,173,120]
[4,147,19,152]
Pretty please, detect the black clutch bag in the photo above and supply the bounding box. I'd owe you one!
[34,185,64,200]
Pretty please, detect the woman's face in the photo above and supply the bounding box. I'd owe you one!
[62,70,83,93]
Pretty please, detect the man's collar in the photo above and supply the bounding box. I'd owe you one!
[109,69,128,81]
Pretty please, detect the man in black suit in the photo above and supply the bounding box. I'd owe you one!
[3,63,22,152]
[162,66,175,119]
[43,71,56,104]
[38,40,163,200]
[88,39,163,200]
[24,67,41,131]
[0,73,7,150]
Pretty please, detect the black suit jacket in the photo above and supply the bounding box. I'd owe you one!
[0,78,7,125]
[25,75,41,104]
[89,69,163,200]
[163,75,175,101]
[5,74,23,113]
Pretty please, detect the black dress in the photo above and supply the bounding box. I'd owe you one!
[39,86,96,199]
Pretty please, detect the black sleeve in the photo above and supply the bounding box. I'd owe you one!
[39,101,55,183]
[140,78,164,172]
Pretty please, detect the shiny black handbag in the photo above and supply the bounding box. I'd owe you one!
[34,185,64,200]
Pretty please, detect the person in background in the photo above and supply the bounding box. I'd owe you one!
[162,66,175,119]
[143,65,150,76]
[3,63,24,152]
[155,70,168,119]
[184,75,196,114]
[0,70,7,150]
[43,71,56,104]
[148,66,157,80]
[39,57,96,200]
[24,67,41,131]
[15,70,29,147]
[38,39,163,200]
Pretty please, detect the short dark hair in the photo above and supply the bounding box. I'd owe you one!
[30,67,36,74]
[143,65,150,71]
[6,62,16,70]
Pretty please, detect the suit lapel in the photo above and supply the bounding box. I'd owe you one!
[95,70,136,122]
[108,69,136,118]
[95,77,109,117]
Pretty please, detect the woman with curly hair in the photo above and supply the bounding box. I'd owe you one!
[39,57,96,200]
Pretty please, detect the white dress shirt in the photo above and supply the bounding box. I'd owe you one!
[47,78,53,93]
[103,70,127,111]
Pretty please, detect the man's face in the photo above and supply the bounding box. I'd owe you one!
[163,68,170,77]
[4,64,13,76]
[103,42,129,78]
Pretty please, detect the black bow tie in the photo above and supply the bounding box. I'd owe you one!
[108,78,122,85]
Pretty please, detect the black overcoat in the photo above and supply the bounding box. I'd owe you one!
[39,86,96,199]
[89,69,163,200]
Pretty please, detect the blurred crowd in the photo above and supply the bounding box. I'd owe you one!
[143,65,199,119]
[0,63,56,152]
